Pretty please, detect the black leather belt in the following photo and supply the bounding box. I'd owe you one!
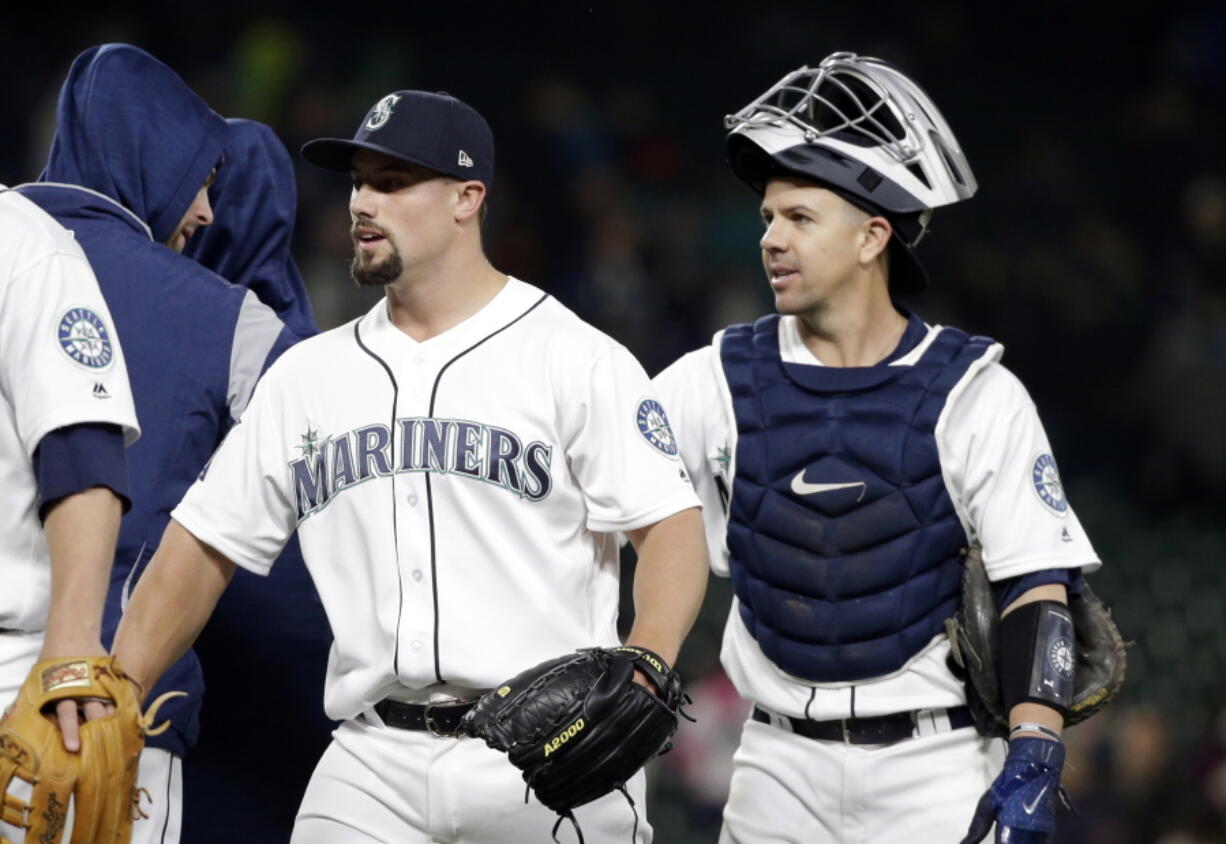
[752,705,974,745]
[374,698,479,737]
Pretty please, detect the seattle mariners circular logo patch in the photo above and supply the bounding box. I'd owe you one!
[636,399,678,457]
[1048,637,1075,680]
[57,307,114,370]
[1030,453,1068,515]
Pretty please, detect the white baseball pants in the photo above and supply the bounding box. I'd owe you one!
[719,713,1005,843]
[291,715,652,843]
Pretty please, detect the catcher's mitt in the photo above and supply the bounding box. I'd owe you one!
[0,656,181,844]
[945,546,1127,737]
[460,646,687,833]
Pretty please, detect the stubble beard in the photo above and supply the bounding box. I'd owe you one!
[350,246,403,288]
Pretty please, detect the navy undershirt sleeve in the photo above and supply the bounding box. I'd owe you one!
[32,423,131,521]
[992,567,1085,611]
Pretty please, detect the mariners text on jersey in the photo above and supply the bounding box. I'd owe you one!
[289,416,554,520]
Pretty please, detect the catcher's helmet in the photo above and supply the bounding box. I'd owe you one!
[725,52,976,294]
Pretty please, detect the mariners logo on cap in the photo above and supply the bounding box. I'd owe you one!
[366,93,402,131]
[57,307,114,370]
[1031,452,1068,515]
[636,399,678,457]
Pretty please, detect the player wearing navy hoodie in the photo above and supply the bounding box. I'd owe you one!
[185,118,320,340]
[181,117,335,843]
[18,45,299,842]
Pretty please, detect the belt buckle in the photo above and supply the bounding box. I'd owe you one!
[422,701,454,738]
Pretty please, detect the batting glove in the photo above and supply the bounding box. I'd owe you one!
[961,736,1068,844]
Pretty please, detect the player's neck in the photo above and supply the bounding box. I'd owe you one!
[384,247,507,343]
[795,275,907,367]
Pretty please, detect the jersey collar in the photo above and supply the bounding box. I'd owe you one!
[360,276,544,361]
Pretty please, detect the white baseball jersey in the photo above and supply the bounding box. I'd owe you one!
[172,277,699,720]
[653,315,1101,720]
[0,186,139,632]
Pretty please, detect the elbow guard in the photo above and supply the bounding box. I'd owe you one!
[1000,600,1074,717]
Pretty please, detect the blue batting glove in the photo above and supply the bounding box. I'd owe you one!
[960,737,1067,844]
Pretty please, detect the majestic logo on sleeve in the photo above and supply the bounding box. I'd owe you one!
[635,399,678,457]
[1031,453,1068,515]
[365,93,402,131]
[289,418,553,521]
[57,307,114,370]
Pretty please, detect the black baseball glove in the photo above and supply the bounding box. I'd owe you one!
[460,646,687,837]
[946,544,1127,737]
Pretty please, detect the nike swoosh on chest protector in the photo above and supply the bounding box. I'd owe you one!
[789,472,867,501]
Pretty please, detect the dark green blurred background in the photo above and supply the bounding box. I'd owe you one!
[4,2,1224,841]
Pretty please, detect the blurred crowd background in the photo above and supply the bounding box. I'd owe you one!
[3,2,1224,841]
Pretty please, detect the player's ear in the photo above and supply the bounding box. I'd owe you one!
[453,181,486,225]
[859,215,892,265]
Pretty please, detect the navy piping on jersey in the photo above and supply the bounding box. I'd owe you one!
[425,292,550,683]
[157,755,177,842]
[353,321,405,677]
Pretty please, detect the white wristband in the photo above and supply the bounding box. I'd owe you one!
[1009,722,1062,742]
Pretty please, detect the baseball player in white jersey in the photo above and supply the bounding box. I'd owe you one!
[0,186,139,839]
[653,54,1103,843]
[110,91,707,843]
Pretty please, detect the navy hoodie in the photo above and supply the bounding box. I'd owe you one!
[19,44,297,755]
[185,118,319,339]
[179,118,335,841]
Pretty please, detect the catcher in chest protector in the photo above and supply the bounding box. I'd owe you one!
[651,51,1126,844]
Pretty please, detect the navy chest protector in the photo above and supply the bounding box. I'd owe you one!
[721,315,996,683]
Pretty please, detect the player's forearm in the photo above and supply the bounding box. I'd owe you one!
[40,486,123,657]
[1002,583,1068,739]
[111,519,235,700]
[624,507,707,666]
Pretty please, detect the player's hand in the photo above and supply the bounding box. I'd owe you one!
[626,641,677,697]
[632,668,658,694]
[36,639,113,752]
[961,737,1067,844]
[52,696,116,752]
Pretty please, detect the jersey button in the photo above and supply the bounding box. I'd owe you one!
[412,569,423,582]
[408,494,418,506]
[410,640,423,652]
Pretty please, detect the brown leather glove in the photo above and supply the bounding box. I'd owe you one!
[0,656,180,844]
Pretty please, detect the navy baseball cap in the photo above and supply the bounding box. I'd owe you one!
[301,90,494,188]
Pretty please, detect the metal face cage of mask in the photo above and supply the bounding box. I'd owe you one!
[724,51,977,248]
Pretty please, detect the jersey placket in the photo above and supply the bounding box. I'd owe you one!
[394,347,440,686]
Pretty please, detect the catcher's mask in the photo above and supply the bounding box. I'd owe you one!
[724,52,977,294]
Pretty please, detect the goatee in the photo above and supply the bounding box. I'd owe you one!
[350,250,403,288]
